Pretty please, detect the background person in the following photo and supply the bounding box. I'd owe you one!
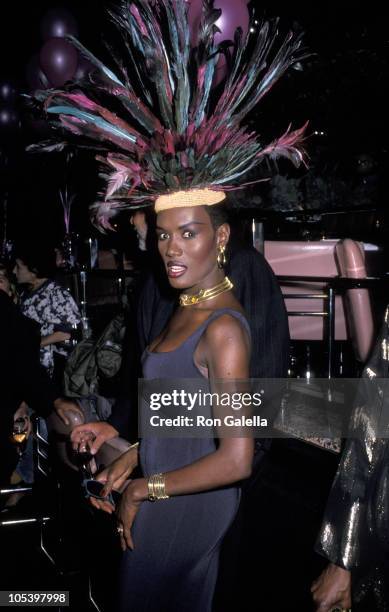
[11,243,81,490]
[312,307,389,612]
[0,261,16,299]
[13,243,81,383]
[0,289,82,488]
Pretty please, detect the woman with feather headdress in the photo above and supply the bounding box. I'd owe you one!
[31,1,309,609]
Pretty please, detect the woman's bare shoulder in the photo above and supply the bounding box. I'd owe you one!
[205,312,249,346]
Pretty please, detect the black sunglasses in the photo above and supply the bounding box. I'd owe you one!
[82,478,118,505]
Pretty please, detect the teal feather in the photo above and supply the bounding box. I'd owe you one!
[47,106,137,144]
[67,36,124,87]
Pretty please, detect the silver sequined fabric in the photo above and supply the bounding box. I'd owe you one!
[316,307,389,610]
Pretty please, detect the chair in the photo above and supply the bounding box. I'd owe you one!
[335,239,374,363]
[263,239,375,374]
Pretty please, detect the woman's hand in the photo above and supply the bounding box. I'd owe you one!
[88,448,139,514]
[311,563,352,611]
[89,491,116,515]
[53,398,84,426]
[71,421,119,454]
[40,331,71,347]
[116,479,147,550]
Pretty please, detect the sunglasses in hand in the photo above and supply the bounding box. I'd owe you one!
[76,434,120,505]
[82,478,119,505]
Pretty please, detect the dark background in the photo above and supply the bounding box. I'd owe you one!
[0,1,388,247]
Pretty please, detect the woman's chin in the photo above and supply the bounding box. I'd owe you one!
[167,276,188,289]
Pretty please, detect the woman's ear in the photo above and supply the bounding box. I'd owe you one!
[216,223,230,248]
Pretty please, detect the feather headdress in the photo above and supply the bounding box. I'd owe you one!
[30,0,309,229]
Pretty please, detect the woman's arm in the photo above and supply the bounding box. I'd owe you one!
[40,331,71,346]
[140,315,252,494]
[40,285,81,346]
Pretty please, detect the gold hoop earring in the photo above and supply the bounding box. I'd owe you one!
[217,245,227,269]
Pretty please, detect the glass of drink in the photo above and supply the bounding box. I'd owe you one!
[74,432,96,479]
[11,417,29,456]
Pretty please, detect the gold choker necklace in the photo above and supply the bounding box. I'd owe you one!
[179,276,234,306]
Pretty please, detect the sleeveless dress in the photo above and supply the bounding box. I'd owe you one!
[118,308,250,612]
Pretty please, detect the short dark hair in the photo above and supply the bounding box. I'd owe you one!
[14,243,56,279]
[204,203,230,230]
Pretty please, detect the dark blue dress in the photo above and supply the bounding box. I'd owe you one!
[118,308,250,612]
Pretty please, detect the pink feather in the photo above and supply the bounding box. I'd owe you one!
[130,4,150,39]
[163,130,175,156]
[106,170,129,198]
[61,93,98,111]
[258,122,309,167]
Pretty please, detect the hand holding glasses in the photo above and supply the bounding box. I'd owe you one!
[75,432,117,506]
[83,479,117,506]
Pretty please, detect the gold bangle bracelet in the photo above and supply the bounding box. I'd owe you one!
[147,473,169,501]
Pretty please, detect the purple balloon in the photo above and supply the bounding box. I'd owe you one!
[41,8,78,40]
[26,54,51,91]
[74,55,95,81]
[213,0,250,45]
[39,38,78,87]
[188,0,249,47]
[188,0,249,87]
[0,107,20,129]
[0,83,17,103]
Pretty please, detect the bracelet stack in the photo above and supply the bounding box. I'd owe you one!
[148,473,169,501]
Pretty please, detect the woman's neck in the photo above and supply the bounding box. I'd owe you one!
[29,278,48,292]
[185,271,225,296]
[179,273,233,308]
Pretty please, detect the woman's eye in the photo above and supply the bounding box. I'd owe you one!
[158,233,169,241]
[182,230,195,238]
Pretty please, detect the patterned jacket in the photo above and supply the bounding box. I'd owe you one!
[20,280,81,374]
